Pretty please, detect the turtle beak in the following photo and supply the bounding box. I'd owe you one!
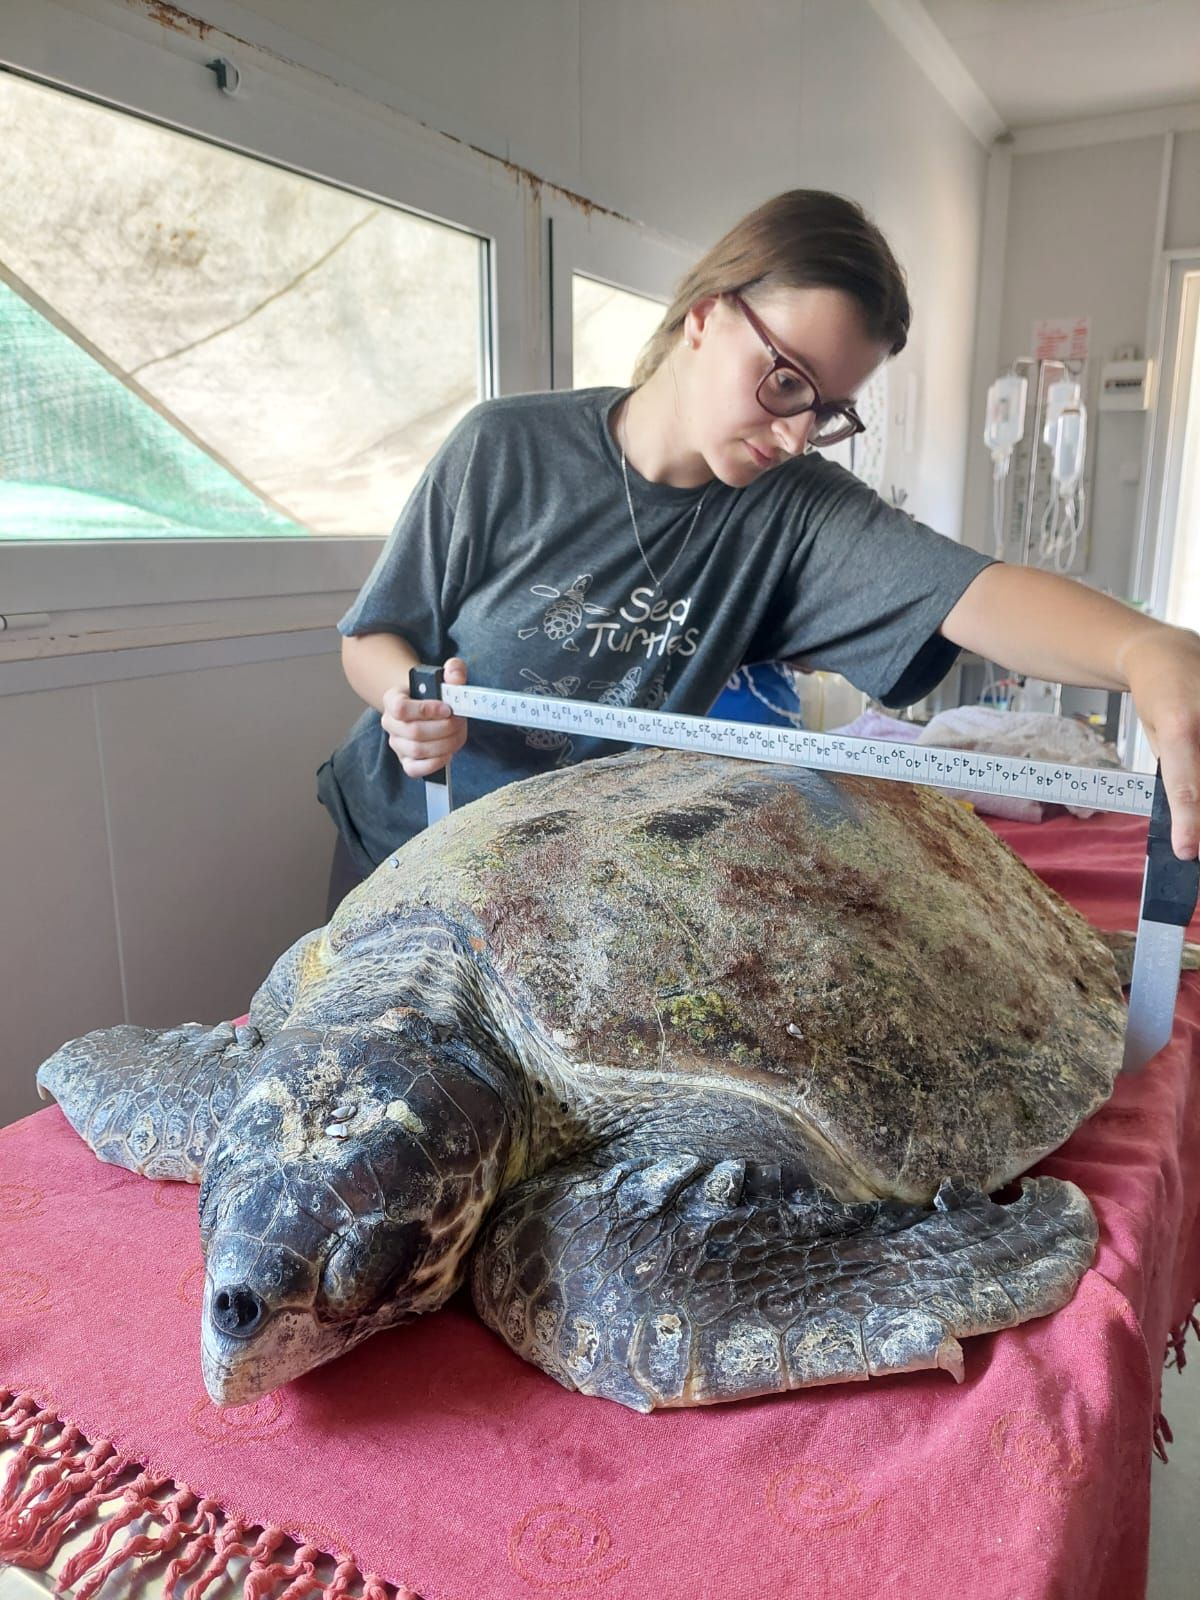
[198,1195,428,1406]
[198,1178,344,1405]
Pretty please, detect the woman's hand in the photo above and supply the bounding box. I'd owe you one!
[380,657,469,778]
[1117,626,1200,859]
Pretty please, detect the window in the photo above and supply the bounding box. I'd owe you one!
[570,275,665,390]
[0,4,684,644]
[0,68,488,544]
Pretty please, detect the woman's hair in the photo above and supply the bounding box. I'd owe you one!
[631,190,910,385]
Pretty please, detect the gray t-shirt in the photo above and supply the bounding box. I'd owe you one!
[318,386,993,872]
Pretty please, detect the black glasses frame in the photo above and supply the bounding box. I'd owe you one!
[728,292,866,447]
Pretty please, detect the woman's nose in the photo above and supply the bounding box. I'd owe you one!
[772,413,815,456]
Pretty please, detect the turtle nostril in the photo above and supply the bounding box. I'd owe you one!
[211,1284,267,1338]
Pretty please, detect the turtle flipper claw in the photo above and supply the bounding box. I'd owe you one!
[36,1020,262,1181]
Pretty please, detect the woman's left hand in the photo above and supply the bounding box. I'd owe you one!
[1118,625,1200,859]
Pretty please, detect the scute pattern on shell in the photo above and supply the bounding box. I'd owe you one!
[330,749,1125,1204]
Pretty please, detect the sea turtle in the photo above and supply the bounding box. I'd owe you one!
[37,748,1135,1413]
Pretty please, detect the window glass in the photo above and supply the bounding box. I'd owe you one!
[571,274,664,390]
[0,69,488,540]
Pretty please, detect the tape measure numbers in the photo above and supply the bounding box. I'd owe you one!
[440,681,1154,818]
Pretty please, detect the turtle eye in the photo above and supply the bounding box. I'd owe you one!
[318,1215,429,1318]
[199,1163,273,1244]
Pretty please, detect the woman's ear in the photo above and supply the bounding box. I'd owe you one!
[684,295,721,347]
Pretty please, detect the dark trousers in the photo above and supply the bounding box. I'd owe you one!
[326,833,367,920]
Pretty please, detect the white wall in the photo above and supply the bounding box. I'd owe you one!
[963,112,1200,601]
[1165,130,1200,251]
[1,650,364,1124]
[0,0,990,1125]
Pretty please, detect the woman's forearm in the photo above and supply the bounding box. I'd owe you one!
[938,563,1176,689]
[941,562,1200,855]
[341,631,421,712]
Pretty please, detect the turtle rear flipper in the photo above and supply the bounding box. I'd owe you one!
[471,1156,1098,1412]
[1098,928,1200,988]
[35,928,324,1181]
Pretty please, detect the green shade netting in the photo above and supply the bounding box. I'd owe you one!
[0,278,304,539]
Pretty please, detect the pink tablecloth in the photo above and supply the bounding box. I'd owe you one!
[1,811,1198,1600]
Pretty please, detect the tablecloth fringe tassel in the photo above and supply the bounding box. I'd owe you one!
[1152,1410,1173,1464]
[1166,1304,1200,1374]
[0,1392,408,1600]
[1154,1294,1200,1464]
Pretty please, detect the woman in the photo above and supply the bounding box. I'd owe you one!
[318,190,1200,913]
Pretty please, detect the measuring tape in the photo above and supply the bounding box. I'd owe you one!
[432,680,1154,817]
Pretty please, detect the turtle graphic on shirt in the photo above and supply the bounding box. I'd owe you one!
[517,575,612,652]
[518,668,579,767]
[589,668,668,710]
[590,667,645,707]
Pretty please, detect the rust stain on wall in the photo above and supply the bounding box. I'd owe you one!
[138,2,214,39]
[127,2,631,223]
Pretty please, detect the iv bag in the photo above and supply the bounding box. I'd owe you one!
[984,373,1027,458]
[1050,405,1087,493]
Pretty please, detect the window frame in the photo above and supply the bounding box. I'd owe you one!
[545,203,690,391]
[0,0,540,621]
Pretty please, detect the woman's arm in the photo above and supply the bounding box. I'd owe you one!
[341,633,468,777]
[940,563,1200,858]
[341,631,421,711]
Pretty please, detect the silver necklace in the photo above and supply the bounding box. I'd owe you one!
[619,402,709,593]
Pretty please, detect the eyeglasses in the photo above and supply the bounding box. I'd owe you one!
[728,292,866,448]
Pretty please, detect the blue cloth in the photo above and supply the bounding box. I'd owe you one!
[710,663,804,727]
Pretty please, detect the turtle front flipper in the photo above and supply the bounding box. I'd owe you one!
[36,927,326,1181]
[471,1155,1098,1412]
[37,1020,262,1182]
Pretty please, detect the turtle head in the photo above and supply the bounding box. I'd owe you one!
[197,1016,512,1405]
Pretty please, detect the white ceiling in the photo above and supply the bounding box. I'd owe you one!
[920,0,1200,129]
